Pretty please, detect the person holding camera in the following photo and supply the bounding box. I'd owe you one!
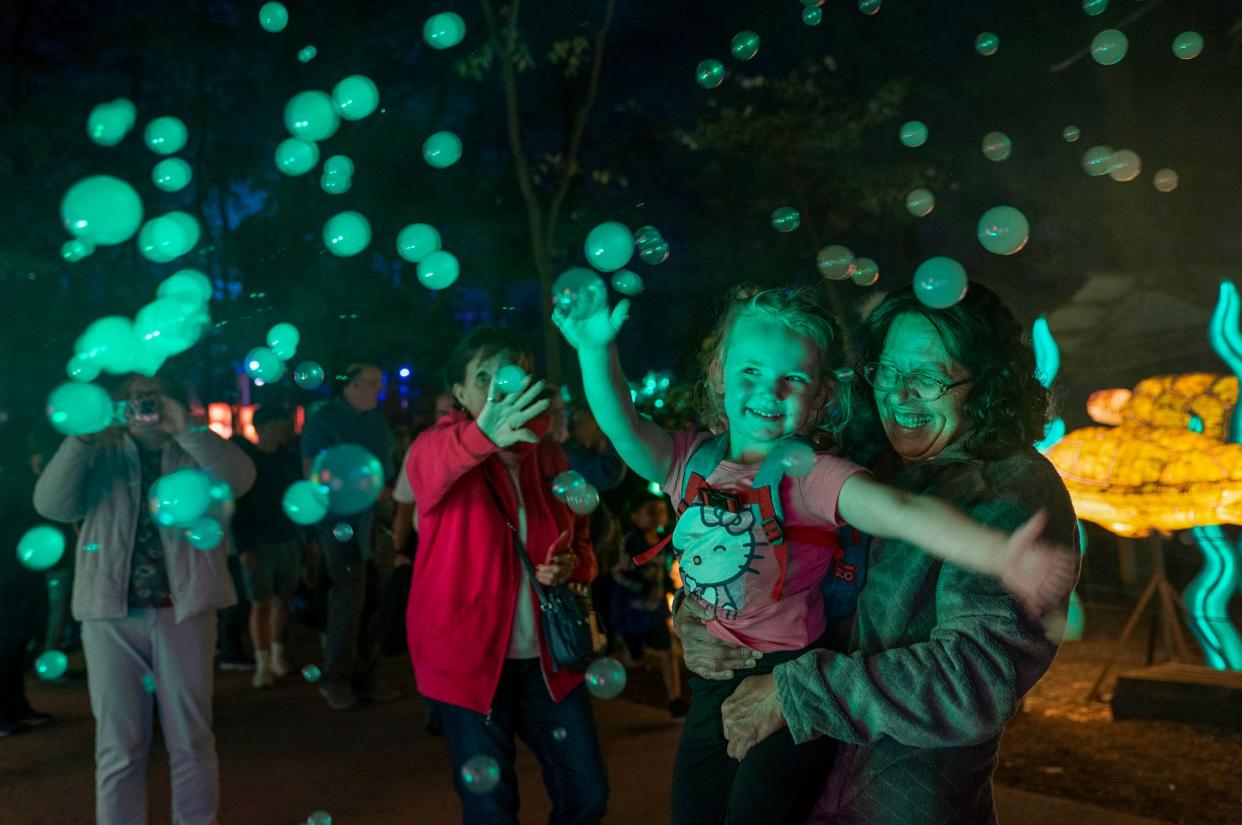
[32,372,255,825]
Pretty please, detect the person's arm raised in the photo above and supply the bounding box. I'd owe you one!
[552,299,673,484]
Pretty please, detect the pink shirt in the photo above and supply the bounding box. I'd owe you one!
[663,431,867,652]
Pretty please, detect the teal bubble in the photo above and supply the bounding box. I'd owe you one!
[899,120,927,148]
[332,75,379,120]
[858,0,881,15]
[324,155,354,178]
[309,444,385,515]
[85,543,100,552]
[422,131,462,169]
[815,244,856,280]
[142,673,157,693]
[62,238,95,263]
[1081,145,1114,176]
[158,269,213,309]
[244,346,285,382]
[981,131,1012,162]
[284,91,339,142]
[397,223,442,263]
[695,59,725,89]
[294,361,326,390]
[184,517,223,550]
[283,480,330,524]
[152,158,192,192]
[17,525,66,571]
[210,481,233,505]
[552,727,568,742]
[149,468,213,527]
[1107,149,1141,182]
[301,664,322,682]
[851,257,879,286]
[1172,31,1203,61]
[552,268,608,320]
[67,354,101,382]
[320,172,350,194]
[770,207,800,232]
[610,269,643,296]
[307,812,332,825]
[75,316,140,374]
[323,211,372,257]
[584,221,634,272]
[138,211,200,263]
[35,650,68,681]
[551,470,585,499]
[905,188,934,218]
[495,364,528,394]
[135,298,205,356]
[975,32,999,56]
[1062,125,1081,143]
[977,206,1030,255]
[259,1,288,32]
[417,250,460,290]
[275,137,320,176]
[1082,0,1107,16]
[61,175,144,246]
[461,755,501,795]
[564,484,600,515]
[913,257,968,309]
[802,7,823,26]
[144,116,188,155]
[298,45,317,63]
[332,522,354,542]
[779,442,816,477]
[634,226,670,265]
[1091,29,1128,66]
[585,657,627,699]
[1153,168,1179,193]
[267,323,300,361]
[424,12,467,49]
[87,98,136,147]
[730,31,759,61]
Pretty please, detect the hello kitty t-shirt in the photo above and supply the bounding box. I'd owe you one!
[663,431,868,652]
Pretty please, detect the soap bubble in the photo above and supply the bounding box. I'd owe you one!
[62,238,94,262]
[285,91,339,142]
[244,347,285,382]
[858,0,881,15]
[977,206,1030,255]
[695,59,725,89]
[309,444,385,515]
[294,361,326,390]
[770,207,800,232]
[551,268,608,320]
[149,469,213,528]
[423,131,463,169]
[298,45,317,63]
[323,211,371,257]
[332,522,354,542]
[332,75,379,120]
[1108,149,1141,182]
[283,480,330,525]
[780,442,816,477]
[158,269,213,309]
[564,484,600,516]
[1172,31,1203,61]
[144,116,188,155]
[905,189,935,218]
[1062,125,1081,143]
[552,471,587,500]
[611,269,643,296]
[584,222,634,272]
[417,250,460,290]
[552,727,568,742]
[981,131,1012,162]
[259,1,288,32]
[87,98,136,146]
[142,673,157,693]
[76,316,142,374]
[424,12,466,49]
[134,298,206,357]
[1081,145,1114,176]
[321,172,350,195]
[17,525,66,571]
[635,226,670,265]
[324,155,354,178]
[851,257,879,286]
[185,517,224,550]
[152,158,192,192]
[61,175,144,245]
[138,211,200,263]
[35,650,69,681]
[397,223,442,263]
[494,364,528,394]
[67,354,101,382]
[276,138,320,176]
[1153,168,1179,193]
[816,245,856,281]
[267,323,300,361]
[301,664,322,682]
[1091,29,1128,66]
[585,657,627,699]
[46,382,115,436]
[913,257,968,309]
[730,30,760,61]
[85,543,100,552]
[306,812,332,825]
[974,32,998,57]
[802,7,823,25]
[461,755,501,795]
[898,121,927,148]
[1082,0,1107,16]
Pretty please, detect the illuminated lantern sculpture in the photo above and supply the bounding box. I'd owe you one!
[1086,388,1132,425]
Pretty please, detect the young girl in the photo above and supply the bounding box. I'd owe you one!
[554,285,1075,825]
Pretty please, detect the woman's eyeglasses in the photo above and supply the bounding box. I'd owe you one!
[861,363,972,402]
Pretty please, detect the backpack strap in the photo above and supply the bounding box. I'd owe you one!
[632,434,729,567]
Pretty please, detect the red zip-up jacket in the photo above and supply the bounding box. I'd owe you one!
[405,410,597,714]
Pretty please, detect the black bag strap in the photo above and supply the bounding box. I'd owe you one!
[479,468,554,609]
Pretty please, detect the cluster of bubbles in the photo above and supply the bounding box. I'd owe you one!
[244,321,303,385]
[551,470,601,516]
[320,155,353,195]
[396,222,460,291]
[585,656,627,699]
[148,467,229,550]
[553,219,662,319]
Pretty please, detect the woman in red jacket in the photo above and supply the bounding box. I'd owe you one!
[405,326,609,824]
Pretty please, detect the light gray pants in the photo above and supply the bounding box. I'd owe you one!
[82,608,219,825]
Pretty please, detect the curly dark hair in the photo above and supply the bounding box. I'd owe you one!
[858,283,1050,461]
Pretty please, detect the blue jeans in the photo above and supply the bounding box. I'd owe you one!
[428,658,609,825]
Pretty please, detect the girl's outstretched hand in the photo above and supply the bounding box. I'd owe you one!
[551,298,630,352]
[475,374,549,448]
[997,509,1080,629]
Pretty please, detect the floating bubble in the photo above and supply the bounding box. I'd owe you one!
[284,91,339,142]
[1153,168,1179,193]
[780,442,816,478]
[1172,31,1203,61]
[424,12,467,50]
[67,354,100,382]
[417,250,460,290]
[323,211,372,257]
[1107,149,1141,183]
[267,323,300,361]
[142,673,157,693]
[975,32,999,56]
[494,364,528,394]
[323,155,354,178]
[913,257,968,310]
[552,727,568,742]
[35,650,68,681]
[1091,29,1128,66]
[898,120,927,148]
[770,207,800,232]
[309,444,385,515]
[637,238,669,266]
[144,116,188,155]
[283,480,330,524]
[321,172,350,194]
[158,269,213,309]
[858,0,881,15]
[977,206,1030,255]
[551,470,586,500]
[298,45,317,63]
[461,755,501,795]
[307,812,332,825]
[244,347,285,382]
[148,469,213,529]
[87,98,136,147]
[301,664,322,683]
[730,31,760,61]
[981,131,1012,162]
[210,481,234,505]
[138,211,200,263]
[1081,145,1114,176]
[585,657,627,699]
[259,1,288,32]
[551,268,608,320]
[564,484,600,516]
[62,238,94,262]
[851,257,879,286]
[332,75,379,120]
[46,382,115,438]
[905,188,935,218]
[816,245,856,281]
[611,269,643,296]
[423,131,462,169]
[584,221,634,272]
[275,137,320,176]
[332,522,354,542]
[695,59,725,89]
[1082,0,1107,16]
[185,517,224,550]
[135,298,206,357]
[1062,125,1081,143]
[294,361,326,390]
[397,223,441,263]
[61,175,144,246]
[152,158,192,192]
[85,543,100,552]
[76,316,141,373]
[17,525,66,571]
[802,7,823,25]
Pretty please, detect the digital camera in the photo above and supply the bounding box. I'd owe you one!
[126,394,161,426]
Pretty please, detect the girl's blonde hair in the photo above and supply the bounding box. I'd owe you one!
[696,284,853,436]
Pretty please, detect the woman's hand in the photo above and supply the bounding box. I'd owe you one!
[551,298,630,353]
[721,673,787,761]
[536,531,575,586]
[157,394,189,437]
[475,375,550,448]
[673,596,762,680]
[997,509,1079,622]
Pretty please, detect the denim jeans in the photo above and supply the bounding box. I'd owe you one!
[428,658,609,825]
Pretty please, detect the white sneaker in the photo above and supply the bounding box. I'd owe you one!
[270,650,290,678]
[252,665,274,689]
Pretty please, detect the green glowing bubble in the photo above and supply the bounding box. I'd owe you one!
[695,59,725,89]
[283,480,330,524]
[584,221,634,272]
[184,517,223,550]
[135,298,204,356]
[320,172,350,194]
[144,116,188,155]
[975,32,999,56]
[142,673,157,693]
[35,650,68,681]
[396,223,441,263]
[803,7,823,26]
[87,99,136,147]
[770,206,801,232]
[210,481,233,504]
[62,238,94,262]
[1172,31,1203,61]
[158,269,213,309]
[634,226,670,265]
[75,316,140,374]
[610,269,643,296]
[851,257,879,286]
[17,525,66,571]
[858,0,881,15]
[552,727,568,742]
[977,206,1030,255]
[294,361,325,390]
[461,755,502,795]
[61,175,144,246]
[551,268,608,320]
[267,322,300,361]
[323,211,371,257]
[913,257,968,309]
[259,1,288,32]
[585,657,627,699]
[67,354,100,382]
[85,543,99,552]
[905,188,935,218]
[1062,125,1081,143]
[1107,149,1141,182]
[1091,29,1128,66]
[417,250,460,290]
[495,364,528,393]
[332,75,379,120]
[1153,168,1179,193]
[816,244,856,280]
[244,346,285,382]
[152,158,192,192]
[423,12,467,50]
[981,131,1012,162]
[149,468,213,527]
[301,664,322,682]
[298,45,317,63]
[552,470,586,499]
[333,522,354,542]
[422,131,462,169]
[899,120,927,148]
[138,211,200,263]
[1082,0,1107,16]
[730,31,760,61]
[310,444,385,515]
[307,812,332,825]
[323,155,354,178]
[1081,145,1114,176]
[284,91,339,142]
